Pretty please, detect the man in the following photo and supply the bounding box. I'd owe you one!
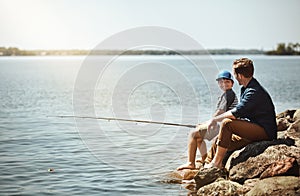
[177,70,238,170]
[204,58,277,169]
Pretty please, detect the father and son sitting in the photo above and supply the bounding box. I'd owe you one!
[177,58,277,170]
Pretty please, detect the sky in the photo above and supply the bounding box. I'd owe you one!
[0,0,299,50]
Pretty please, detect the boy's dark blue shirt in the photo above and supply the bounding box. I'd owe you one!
[231,78,277,140]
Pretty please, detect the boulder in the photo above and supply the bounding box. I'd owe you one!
[289,119,300,132]
[286,126,300,147]
[225,114,300,184]
[194,167,228,190]
[163,169,199,184]
[197,178,244,196]
[280,109,300,145]
[277,117,291,131]
[176,169,199,180]
[276,109,295,121]
[276,109,299,131]
[293,109,300,122]
[245,176,300,196]
[225,138,294,170]
[242,178,260,193]
[259,157,297,179]
[228,144,300,183]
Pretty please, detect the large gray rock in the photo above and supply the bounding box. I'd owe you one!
[293,109,300,122]
[162,169,199,184]
[276,109,296,121]
[225,138,294,170]
[277,117,291,131]
[280,109,300,146]
[197,178,244,196]
[259,157,297,179]
[228,144,300,183]
[286,126,300,147]
[245,176,300,196]
[225,114,300,184]
[242,178,260,193]
[167,169,199,181]
[194,167,228,190]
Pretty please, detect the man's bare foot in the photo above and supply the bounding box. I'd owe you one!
[196,159,203,163]
[203,162,213,169]
[177,163,196,170]
[203,162,222,169]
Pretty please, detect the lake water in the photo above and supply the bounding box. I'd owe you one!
[0,55,299,195]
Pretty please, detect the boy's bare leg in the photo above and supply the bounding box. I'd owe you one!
[177,130,203,170]
[197,139,207,163]
[200,140,207,162]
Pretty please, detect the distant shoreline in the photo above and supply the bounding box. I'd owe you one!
[1,43,299,56]
[0,48,266,56]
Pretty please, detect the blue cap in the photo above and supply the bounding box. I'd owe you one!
[216,70,234,82]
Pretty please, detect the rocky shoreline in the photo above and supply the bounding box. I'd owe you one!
[167,109,300,195]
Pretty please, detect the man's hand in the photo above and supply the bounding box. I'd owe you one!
[207,110,235,132]
[207,119,217,133]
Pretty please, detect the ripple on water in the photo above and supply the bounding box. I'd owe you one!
[0,56,299,195]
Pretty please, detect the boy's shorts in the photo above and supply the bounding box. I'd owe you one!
[197,123,219,141]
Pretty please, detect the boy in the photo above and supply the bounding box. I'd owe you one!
[177,70,238,170]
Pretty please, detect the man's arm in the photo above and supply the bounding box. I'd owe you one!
[207,110,236,131]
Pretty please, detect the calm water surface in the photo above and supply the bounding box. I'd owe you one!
[0,55,299,195]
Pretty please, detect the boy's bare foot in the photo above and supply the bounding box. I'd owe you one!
[177,163,196,170]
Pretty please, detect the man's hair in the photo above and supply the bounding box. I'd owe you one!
[232,58,254,78]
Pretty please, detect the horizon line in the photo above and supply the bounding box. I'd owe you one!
[0,46,265,51]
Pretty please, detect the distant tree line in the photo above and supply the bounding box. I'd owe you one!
[1,45,300,56]
[0,47,266,56]
[0,47,89,56]
[265,43,300,55]
[0,47,34,56]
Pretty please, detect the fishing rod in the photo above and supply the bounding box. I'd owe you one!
[50,115,197,128]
